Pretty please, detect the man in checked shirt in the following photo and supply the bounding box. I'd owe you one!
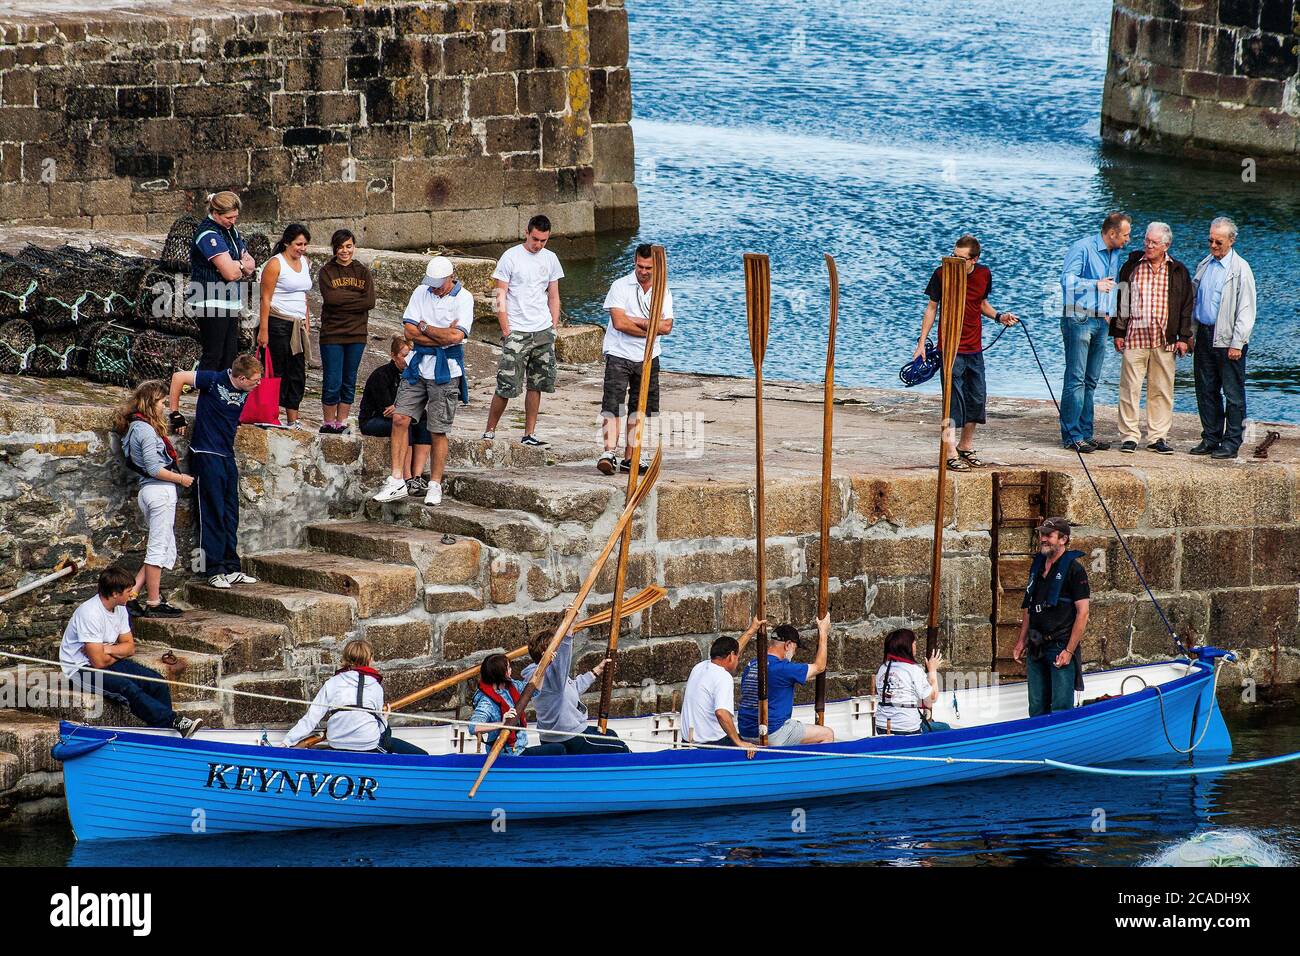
[1109,222,1195,455]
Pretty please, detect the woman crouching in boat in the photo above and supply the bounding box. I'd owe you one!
[874,629,951,735]
[470,653,566,756]
[282,639,427,754]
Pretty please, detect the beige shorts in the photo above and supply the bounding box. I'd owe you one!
[743,718,806,747]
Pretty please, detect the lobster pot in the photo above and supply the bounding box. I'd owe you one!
[28,331,78,377]
[0,256,41,320]
[171,334,201,374]
[32,268,97,332]
[71,321,105,376]
[160,216,200,273]
[137,269,200,337]
[245,232,271,268]
[0,318,36,375]
[86,248,150,320]
[130,330,195,386]
[85,323,137,387]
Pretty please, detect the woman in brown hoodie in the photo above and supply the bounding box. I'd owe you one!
[317,229,377,434]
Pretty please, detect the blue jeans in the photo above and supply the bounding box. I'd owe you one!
[75,659,174,728]
[1059,314,1110,446]
[320,342,366,407]
[1026,650,1077,717]
[361,415,432,447]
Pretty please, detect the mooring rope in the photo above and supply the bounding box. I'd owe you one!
[5,649,1294,778]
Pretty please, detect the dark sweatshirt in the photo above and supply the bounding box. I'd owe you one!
[358,360,402,424]
[318,259,376,345]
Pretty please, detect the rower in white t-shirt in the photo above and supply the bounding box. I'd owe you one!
[596,244,675,476]
[483,214,565,448]
[873,629,950,735]
[679,627,762,754]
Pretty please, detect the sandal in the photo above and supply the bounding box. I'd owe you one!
[946,457,972,472]
[957,448,984,467]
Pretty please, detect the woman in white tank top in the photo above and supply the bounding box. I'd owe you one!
[257,224,313,426]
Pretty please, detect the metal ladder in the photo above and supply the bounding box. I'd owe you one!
[990,471,1049,677]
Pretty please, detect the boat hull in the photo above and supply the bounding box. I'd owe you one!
[55,661,1231,842]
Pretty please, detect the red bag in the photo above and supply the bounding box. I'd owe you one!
[239,348,282,426]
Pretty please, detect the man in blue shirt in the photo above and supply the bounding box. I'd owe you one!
[1190,216,1257,460]
[1059,212,1131,452]
[168,354,263,589]
[737,615,833,746]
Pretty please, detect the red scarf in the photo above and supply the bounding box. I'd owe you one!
[132,413,179,467]
[886,654,916,665]
[477,681,524,747]
[337,665,383,683]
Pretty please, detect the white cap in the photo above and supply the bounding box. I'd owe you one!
[425,256,453,281]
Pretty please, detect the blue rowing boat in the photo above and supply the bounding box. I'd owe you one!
[53,658,1231,842]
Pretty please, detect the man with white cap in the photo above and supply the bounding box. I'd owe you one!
[372,256,473,506]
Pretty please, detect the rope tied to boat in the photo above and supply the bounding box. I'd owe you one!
[3,649,1291,778]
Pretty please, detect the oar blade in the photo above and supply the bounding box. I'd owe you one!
[743,252,771,370]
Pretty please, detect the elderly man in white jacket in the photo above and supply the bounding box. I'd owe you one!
[1191,216,1257,460]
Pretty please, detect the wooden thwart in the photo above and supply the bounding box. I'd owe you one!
[469,445,664,797]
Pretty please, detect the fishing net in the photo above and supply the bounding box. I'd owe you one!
[1146,829,1292,867]
[0,318,36,375]
[130,329,201,386]
[0,254,41,320]
[80,246,151,320]
[85,322,137,387]
[28,330,78,377]
[137,268,199,337]
[71,321,105,376]
[245,232,271,268]
[160,215,200,273]
[14,245,93,332]
[171,334,201,374]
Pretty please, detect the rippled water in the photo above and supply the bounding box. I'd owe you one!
[556,0,1300,424]
[1,706,1297,867]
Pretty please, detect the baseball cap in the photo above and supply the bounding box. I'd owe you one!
[425,256,453,282]
[1036,516,1071,536]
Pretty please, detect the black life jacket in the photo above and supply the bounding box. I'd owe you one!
[122,414,179,480]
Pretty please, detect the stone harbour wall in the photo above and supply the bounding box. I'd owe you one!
[1102,0,1300,166]
[0,0,638,245]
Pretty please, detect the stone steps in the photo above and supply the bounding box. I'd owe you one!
[444,466,614,525]
[0,711,62,780]
[364,497,551,553]
[304,520,483,586]
[185,581,356,645]
[242,549,420,618]
[131,611,287,675]
[130,647,222,704]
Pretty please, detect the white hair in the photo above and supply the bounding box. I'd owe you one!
[1146,221,1173,246]
[1210,216,1238,240]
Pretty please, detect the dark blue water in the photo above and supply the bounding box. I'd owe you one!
[559,0,1300,424]
[1,706,1296,866]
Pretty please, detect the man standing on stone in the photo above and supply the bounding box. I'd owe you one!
[913,234,1018,472]
[1013,517,1089,718]
[1191,216,1257,460]
[1110,222,1194,455]
[372,256,473,507]
[1059,212,1132,453]
[483,214,564,448]
[597,243,673,475]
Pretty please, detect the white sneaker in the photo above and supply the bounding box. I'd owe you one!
[482,430,495,441]
[227,571,258,585]
[424,480,443,506]
[373,475,408,502]
[208,573,232,590]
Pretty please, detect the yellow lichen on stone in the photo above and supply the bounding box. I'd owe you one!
[566,68,590,115]
[565,0,589,28]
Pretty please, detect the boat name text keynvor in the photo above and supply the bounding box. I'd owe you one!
[203,762,379,800]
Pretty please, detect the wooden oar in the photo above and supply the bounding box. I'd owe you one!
[293,584,667,748]
[598,244,668,732]
[468,445,664,797]
[926,255,968,657]
[744,252,771,745]
[815,254,838,726]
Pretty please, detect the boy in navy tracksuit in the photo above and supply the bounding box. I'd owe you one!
[168,353,263,589]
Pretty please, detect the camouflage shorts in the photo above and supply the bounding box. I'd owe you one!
[495,328,557,398]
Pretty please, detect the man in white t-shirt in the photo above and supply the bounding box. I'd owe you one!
[679,634,758,754]
[59,566,201,736]
[483,214,564,448]
[372,256,474,507]
[597,244,674,475]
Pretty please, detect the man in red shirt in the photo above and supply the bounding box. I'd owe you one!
[913,235,1019,470]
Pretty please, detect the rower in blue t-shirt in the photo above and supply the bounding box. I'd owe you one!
[737,616,835,747]
[167,355,262,591]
